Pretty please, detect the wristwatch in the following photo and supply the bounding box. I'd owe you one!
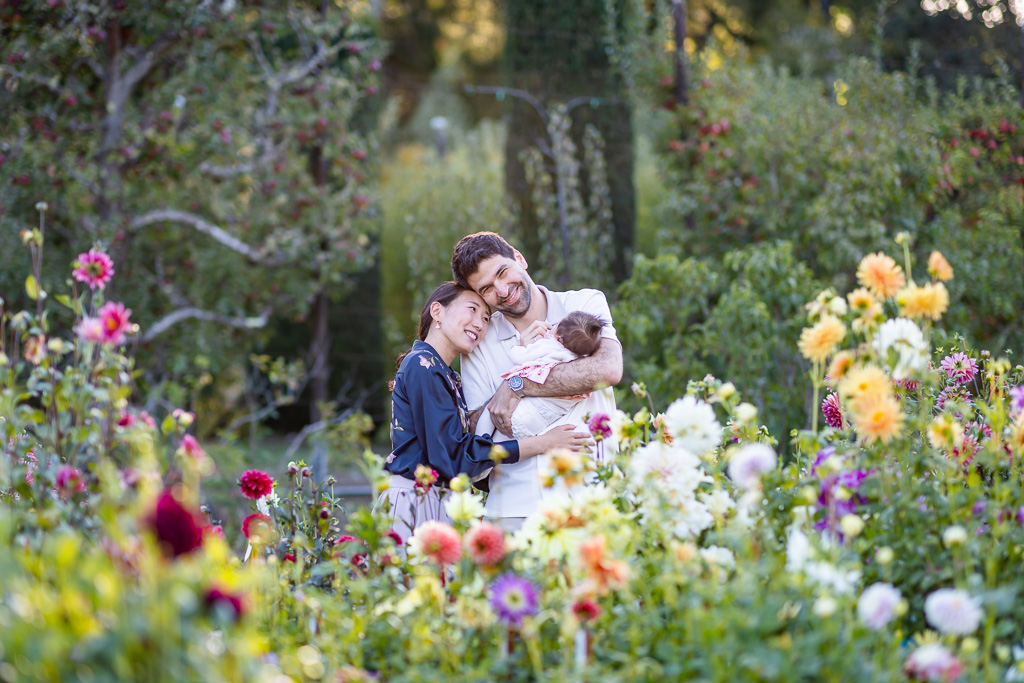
[507,375,525,398]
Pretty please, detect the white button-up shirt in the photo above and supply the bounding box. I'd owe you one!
[461,285,620,518]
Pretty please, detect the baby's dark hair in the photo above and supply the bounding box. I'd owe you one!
[556,311,606,357]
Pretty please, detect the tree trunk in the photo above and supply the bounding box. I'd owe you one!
[673,0,689,107]
[309,288,330,482]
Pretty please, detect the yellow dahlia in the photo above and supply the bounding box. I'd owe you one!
[1010,414,1024,454]
[928,251,954,282]
[839,365,891,405]
[926,415,965,450]
[847,287,877,312]
[798,315,846,363]
[857,252,906,299]
[898,282,949,321]
[852,303,885,335]
[851,392,904,444]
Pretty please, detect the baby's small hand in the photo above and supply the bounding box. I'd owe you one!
[520,320,552,346]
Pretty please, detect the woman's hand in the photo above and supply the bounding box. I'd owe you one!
[518,424,591,457]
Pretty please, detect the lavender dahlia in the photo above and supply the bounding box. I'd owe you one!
[489,574,539,626]
[1010,386,1024,415]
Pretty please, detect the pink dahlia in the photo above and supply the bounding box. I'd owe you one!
[97,301,132,345]
[55,465,85,495]
[73,248,114,290]
[177,434,206,460]
[408,521,462,565]
[940,352,978,385]
[587,412,612,440]
[572,597,602,623]
[75,316,105,344]
[238,469,274,500]
[822,392,845,429]
[464,521,505,566]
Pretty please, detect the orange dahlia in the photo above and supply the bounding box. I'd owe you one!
[857,252,906,299]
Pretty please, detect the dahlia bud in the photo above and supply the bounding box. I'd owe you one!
[942,525,968,548]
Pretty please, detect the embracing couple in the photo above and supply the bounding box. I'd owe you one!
[378,231,623,539]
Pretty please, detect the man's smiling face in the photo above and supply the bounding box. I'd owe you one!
[466,252,535,319]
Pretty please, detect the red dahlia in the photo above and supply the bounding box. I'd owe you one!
[238,469,274,500]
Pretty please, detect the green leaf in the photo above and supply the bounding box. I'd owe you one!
[54,294,74,310]
[25,275,38,301]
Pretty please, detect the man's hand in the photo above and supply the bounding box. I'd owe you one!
[519,320,552,347]
[487,381,521,437]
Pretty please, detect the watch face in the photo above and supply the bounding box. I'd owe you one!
[508,375,524,390]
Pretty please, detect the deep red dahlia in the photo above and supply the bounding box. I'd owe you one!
[238,469,274,500]
[204,587,246,622]
[148,490,204,558]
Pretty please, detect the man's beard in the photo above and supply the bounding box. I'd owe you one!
[495,281,532,319]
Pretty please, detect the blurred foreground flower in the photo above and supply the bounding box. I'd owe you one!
[924,588,982,636]
[857,582,902,631]
[148,490,204,558]
[489,574,539,626]
[904,643,964,682]
[464,522,505,566]
[409,521,462,565]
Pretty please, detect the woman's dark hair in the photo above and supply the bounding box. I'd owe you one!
[393,282,471,374]
[451,231,516,288]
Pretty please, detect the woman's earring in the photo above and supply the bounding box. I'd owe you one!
[435,321,441,328]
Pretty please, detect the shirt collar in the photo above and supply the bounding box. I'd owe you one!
[490,285,563,341]
[411,339,450,369]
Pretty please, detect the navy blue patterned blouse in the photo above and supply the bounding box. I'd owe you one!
[385,340,520,484]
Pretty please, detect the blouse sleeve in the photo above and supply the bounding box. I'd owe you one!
[406,360,521,482]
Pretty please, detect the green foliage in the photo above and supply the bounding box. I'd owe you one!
[616,241,821,442]
[617,54,1023,444]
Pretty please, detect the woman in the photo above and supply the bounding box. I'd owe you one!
[378,282,589,541]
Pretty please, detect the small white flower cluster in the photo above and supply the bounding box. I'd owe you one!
[629,395,725,540]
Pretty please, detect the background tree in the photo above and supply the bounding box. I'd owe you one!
[0,0,385,438]
[503,0,636,287]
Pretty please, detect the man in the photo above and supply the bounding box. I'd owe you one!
[451,231,622,530]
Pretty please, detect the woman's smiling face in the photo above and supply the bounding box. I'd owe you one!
[437,289,490,356]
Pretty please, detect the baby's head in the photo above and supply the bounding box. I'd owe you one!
[555,311,606,357]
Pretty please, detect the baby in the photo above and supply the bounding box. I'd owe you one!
[502,311,606,439]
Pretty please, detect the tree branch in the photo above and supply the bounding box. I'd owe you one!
[129,208,282,265]
[101,30,182,154]
[197,160,255,178]
[139,306,271,344]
